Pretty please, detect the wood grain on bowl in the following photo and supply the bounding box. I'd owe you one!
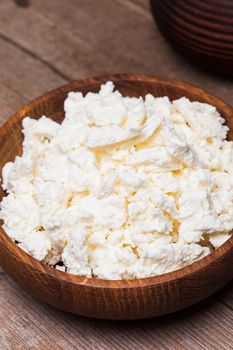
[0,74,233,320]
[150,0,233,76]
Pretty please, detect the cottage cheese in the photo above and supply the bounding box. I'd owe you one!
[1,81,232,279]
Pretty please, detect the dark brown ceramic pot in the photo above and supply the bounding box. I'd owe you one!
[151,0,233,76]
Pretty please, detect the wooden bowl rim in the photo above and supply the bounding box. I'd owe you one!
[1,73,233,289]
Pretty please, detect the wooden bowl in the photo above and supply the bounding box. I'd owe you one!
[150,0,233,76]
[1,74,233,320]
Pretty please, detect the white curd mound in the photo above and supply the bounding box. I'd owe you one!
[1,81,232,279]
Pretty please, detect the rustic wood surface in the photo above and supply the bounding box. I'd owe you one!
[0,0,233,348]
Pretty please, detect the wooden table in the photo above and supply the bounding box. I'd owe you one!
[1,1,233,349]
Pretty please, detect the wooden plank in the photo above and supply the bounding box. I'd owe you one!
[25,0,168,73]
[0,83,26,125]
[0,36,66,123]
[130,0,151,11]
[0,1,118,80]
[116,0,153,20]
[5,0,232,107]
